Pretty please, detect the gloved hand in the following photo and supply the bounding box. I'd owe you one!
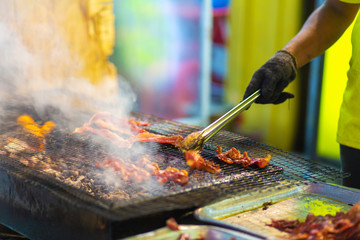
[243,50,297,104]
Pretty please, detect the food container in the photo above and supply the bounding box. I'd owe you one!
[194,181,360,239]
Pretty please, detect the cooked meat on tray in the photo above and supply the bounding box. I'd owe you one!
[267,201,360,240]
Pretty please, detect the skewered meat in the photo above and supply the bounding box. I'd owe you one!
[184,150,221,174]
[267,202,360,240]
[216,145,270,168]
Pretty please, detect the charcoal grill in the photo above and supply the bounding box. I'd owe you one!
[0,103,348,240]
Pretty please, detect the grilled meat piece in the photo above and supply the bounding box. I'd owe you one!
[73,112,183,149]
[73,112,219,176]
[96,155,189,186]
[73,122,135,148]
[96,157,151,183]
[184,150,221,174]
[136,132,184,147]
[216,145,271,168]
[138,155,189,186]
[75,112,149,135]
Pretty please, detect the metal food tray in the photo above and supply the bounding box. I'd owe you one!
[194,181,360,240]
[123,224,262,240]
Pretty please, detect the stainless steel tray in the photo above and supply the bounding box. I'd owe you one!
[194,181,360,239]
[122,224,262,240]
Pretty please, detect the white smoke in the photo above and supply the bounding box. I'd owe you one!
[0,1,136,122]
[0,1,169,192]
[0,22,32,96]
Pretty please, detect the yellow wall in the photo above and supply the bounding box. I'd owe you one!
[226,0,302,150]
[1,0,118,110]
[317,20,354,159]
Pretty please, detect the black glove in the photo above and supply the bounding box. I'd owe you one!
[243,50,297,104]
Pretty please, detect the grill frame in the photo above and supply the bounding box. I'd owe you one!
[0,110,348,240]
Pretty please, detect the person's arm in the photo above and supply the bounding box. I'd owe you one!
[243,0,360,104]
[284,0,360,68]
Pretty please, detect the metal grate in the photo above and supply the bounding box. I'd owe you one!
[133,112,347,183]
[0,108,348,222]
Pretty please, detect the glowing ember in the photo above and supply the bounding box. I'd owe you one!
[17,115,56,151]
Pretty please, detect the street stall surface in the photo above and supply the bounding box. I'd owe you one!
[0,102,350,240]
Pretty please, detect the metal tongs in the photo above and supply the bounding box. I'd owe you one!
[180,89,261,152]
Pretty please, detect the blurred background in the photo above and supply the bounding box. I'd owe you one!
[110,0,352,168]
[1,0,353,169]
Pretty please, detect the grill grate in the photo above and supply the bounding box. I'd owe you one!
[133,112,346,183]
[0,109,347,222]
